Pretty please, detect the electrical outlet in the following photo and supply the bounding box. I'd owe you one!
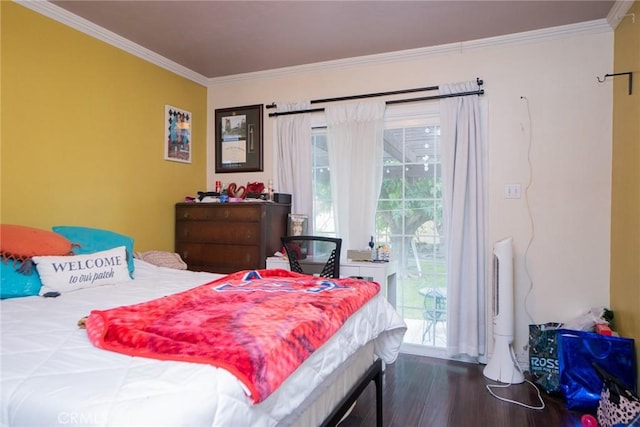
[504,184,521,199]
[516,351,529,368]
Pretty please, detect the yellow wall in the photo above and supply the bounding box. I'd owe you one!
[610,0,640,384]
[1,2,207,252]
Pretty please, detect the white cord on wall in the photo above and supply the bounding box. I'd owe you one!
[520,96,536,326]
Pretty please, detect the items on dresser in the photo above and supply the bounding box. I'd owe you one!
[175,202,290,273]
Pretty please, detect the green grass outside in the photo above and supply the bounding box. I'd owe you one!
[396,259,446,320]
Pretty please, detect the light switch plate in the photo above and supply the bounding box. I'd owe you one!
[504,184,521,199]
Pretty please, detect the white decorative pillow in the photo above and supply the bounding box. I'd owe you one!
[34,246,132,295]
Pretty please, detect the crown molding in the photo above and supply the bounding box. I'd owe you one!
[14,0,209,86]
[16,0,612,89]
[458,18,611,50]
[208,19,612,86]
[606,1,635,29]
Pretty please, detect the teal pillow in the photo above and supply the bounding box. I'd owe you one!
[1,261,42,299]
[52,226,135,277]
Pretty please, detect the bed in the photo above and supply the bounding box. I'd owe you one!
[1,258,406,427]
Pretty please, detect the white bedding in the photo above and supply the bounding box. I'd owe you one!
[1,260,406,427]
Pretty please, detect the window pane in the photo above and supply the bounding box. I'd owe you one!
[312,133,334,236]
[380,166,404,199]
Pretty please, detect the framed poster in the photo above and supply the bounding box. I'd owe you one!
[215,104,263,173]
[164,105,192,163]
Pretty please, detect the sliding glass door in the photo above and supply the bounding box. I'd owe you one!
[311,105,448,356]
[377,111,447,355]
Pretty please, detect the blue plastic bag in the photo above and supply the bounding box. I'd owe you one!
[558,329,636,411]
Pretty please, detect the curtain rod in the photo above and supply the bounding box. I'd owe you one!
[267,78,483,117]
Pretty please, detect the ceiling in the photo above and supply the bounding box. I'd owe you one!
[49,0,616,79]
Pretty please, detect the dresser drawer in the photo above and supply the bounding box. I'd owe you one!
[174,202,290,273]
[176,222,260,244]
[176,205,262,222]
[176,243,261,273]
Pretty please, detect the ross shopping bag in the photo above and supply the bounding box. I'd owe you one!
[528,322,562,394]
[558,329,636,411]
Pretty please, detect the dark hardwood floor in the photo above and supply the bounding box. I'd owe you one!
[340,353,589,427]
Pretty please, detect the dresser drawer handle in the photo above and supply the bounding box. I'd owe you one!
[182,251,188,260]
[246,230,252,239]
[182,212,190,219]
[224,210,229,219]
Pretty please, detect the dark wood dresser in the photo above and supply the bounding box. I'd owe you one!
[175,202,291,274]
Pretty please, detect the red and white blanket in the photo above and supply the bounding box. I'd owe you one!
[86,269,380,403]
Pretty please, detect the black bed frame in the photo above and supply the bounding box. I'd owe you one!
[320,358,384,427]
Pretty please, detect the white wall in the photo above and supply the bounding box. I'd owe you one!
[207,22,614,361]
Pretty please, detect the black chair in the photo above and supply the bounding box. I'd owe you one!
[280,236,342,278]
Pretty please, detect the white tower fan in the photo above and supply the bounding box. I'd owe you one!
[483,237,524,384]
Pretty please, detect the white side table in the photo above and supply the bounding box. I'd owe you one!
[266,256,397,308]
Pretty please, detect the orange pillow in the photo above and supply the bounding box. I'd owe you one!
[1,224,73,263]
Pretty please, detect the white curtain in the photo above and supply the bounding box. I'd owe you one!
[275,102,312,221]
[325,101,385,255]
[439,81,487,359]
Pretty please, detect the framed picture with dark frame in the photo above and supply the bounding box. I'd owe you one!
[214,104,263,173]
